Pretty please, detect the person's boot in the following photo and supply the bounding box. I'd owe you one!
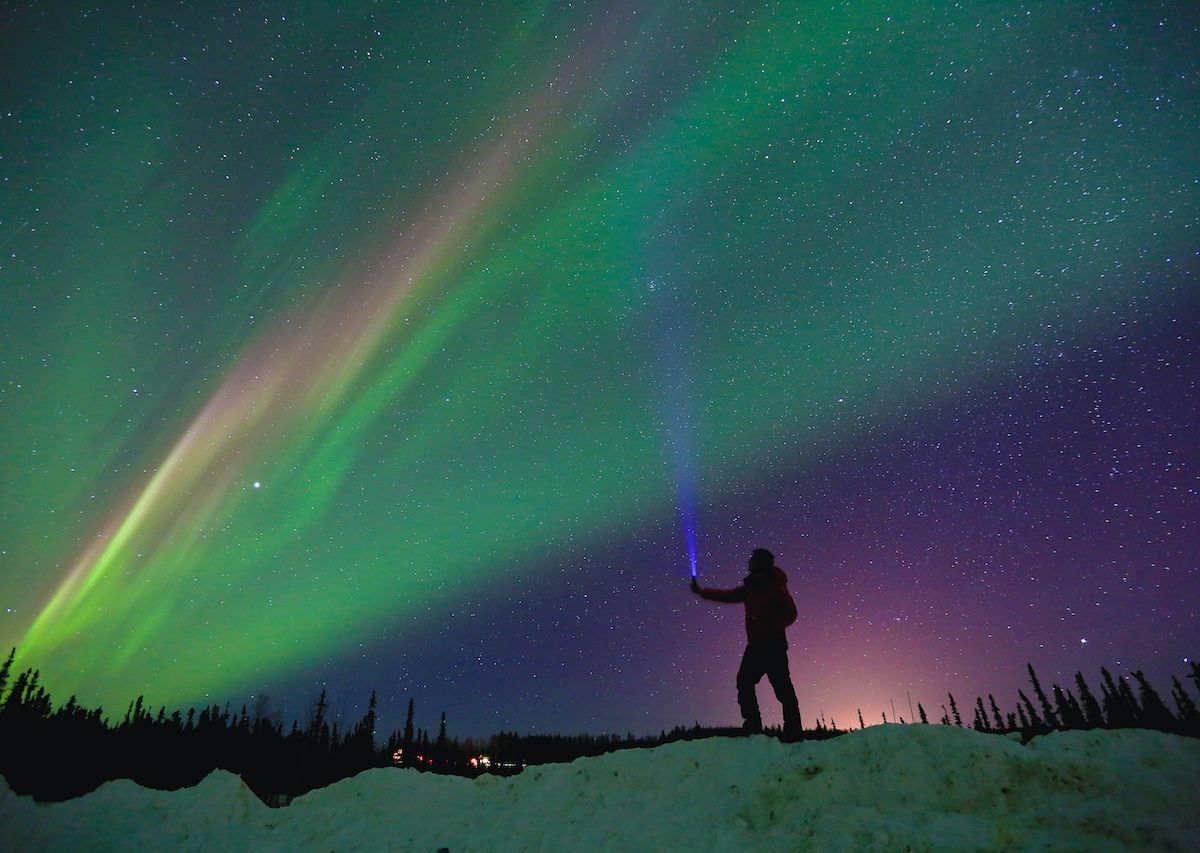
[780,722,802,743]
[741,718,763,736]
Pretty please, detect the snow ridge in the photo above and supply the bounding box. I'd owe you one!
[3,724,1197,851]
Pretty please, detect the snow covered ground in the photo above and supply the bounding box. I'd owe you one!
[2,724,1197,851]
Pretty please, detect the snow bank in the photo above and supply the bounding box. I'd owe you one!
[2,725,1197,851]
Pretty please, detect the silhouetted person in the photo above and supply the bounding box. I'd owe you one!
[691,548,802,738]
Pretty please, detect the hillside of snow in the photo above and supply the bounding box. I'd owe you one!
[3,724,1197,851]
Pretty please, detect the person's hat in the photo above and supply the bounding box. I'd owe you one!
[750,548,774,565]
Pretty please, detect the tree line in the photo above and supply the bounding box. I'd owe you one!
[854,661,1200,738]
[0,648,739,804]
[1,648,1195,806]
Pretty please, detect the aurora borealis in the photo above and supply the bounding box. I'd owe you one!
[1,1,1197,736]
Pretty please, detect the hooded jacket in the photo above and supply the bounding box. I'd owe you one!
[698,566,798,643]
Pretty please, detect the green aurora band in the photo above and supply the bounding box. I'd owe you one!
[2,1,1195,710]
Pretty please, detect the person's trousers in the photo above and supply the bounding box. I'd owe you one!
[736,639,801,734]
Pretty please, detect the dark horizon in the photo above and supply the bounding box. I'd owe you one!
[3,647,1197,747]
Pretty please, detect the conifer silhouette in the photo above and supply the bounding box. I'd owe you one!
[1132,671,1174,731]
[947,694,963,727]
[1075,672,1104,727]
[1053,685,1084,729]
[0,647,14,698]
[403,698,415,749]
[3,668,31,714]
[1100,667,1123,726]
[973,697,991,731]
[1027,665,1059,729]
[1018,689,1043,729]
[989,694,1004,730]
[1116,675,1143,726]
[1170,676,1200,727]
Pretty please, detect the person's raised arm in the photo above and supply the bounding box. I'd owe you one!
[691,581,746,603]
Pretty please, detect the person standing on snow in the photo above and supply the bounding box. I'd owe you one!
[690,548,802,738]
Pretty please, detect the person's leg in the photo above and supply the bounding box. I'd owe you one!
[765,644,802,737]
[736,644,768,733]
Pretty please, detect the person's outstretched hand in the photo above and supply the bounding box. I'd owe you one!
[690,578,701,594]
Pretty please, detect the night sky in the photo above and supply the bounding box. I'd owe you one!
[2,1,1197,739]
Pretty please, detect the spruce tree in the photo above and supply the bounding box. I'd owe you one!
[1132,671,1173,731]
[435,711,448,764]
[1116,675,1143,727]
[948,694,963,727]
[0,647,14,700]
[1018,690,1042,729]
[918,703,928,724]
[309,689,330,754]
[1027,665,1059,729]
[1170,676,1200,729]
[988,694,1004,731]
[1100,667,1124,726]
[1075,672,1104,727]
[3,669,30,714]
[973,697,991,731]
[22,676,50,719]
[364,691,378,745]
[1067,688,1086,728]
[1053,685,1083,729]
[403,698,415,747]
